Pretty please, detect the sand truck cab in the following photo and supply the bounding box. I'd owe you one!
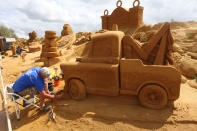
[60,23,181,109]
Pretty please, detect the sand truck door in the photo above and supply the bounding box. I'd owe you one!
[120,59,146,95]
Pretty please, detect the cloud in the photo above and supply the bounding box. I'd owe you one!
[0,0,196,38]
[17,0,71,23]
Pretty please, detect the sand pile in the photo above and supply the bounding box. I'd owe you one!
[28,42,41,53]
[168,21,197,79]
[74,32,94,45]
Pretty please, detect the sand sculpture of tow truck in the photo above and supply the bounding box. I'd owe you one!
[60,0,181,109]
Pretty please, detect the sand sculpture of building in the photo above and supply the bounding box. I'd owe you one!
[101,0,143,32]
[61,24,73,36]
[28,31,37,42]
[41,31,60,67]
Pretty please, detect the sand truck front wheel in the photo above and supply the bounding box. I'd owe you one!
[68,79,86,100]
[138,84,168,109]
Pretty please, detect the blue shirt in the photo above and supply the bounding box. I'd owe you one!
[13,67,45,92]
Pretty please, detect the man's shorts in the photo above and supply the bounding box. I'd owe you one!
[16,87,37,97]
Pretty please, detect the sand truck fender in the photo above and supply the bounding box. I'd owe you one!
[120,59,181,100]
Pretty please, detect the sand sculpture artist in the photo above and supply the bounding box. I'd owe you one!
[101,0,144,32]
[10,67,63,111]
[41,31,61,67]
[61,24,73,36]
[60,0,181,109]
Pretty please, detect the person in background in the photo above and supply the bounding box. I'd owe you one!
[16,46,22,56]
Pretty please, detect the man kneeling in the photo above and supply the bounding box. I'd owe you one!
[12,67,63,111]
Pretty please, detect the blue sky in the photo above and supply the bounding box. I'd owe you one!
[0,0,197,38]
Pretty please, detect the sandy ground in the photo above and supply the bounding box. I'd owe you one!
[0,50,197,131]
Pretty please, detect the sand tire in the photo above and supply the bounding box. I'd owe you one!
[68,79,86,100]
[138,84,168,109]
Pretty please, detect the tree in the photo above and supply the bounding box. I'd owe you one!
[0,24,17,38]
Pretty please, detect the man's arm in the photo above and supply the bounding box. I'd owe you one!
[39,90,55,99]
[43,78,50,94]
[39,90,62,99]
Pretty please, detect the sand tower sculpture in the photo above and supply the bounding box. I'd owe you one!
[61,24,73,36]
[28,31,37,43]
[101,0,144,32]
[41,31,60,67]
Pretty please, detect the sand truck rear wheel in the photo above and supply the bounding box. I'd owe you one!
[138,85,168,109]
[68,79,86,100]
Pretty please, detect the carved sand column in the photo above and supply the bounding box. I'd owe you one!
[11,45,16,56]
[41,31,61,67]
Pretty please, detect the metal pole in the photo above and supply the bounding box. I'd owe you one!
[0,69,12,131]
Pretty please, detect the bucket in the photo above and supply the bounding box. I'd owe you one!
[54,80,60,87]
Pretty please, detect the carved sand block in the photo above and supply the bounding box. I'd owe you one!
[101,0,144,32]
[29,46,41,53]
[46,47,58,52]
[45,39,57,47]
[60,30,181,109]
[45,31,57,38]
[41,31,61,66]
[61,24,73,36]
[42,52,60,58]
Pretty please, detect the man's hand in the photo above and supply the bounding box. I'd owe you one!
[55,93,64,99]
[40,90,64,100]
[40,90,55,99]
[46,90,50,94]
